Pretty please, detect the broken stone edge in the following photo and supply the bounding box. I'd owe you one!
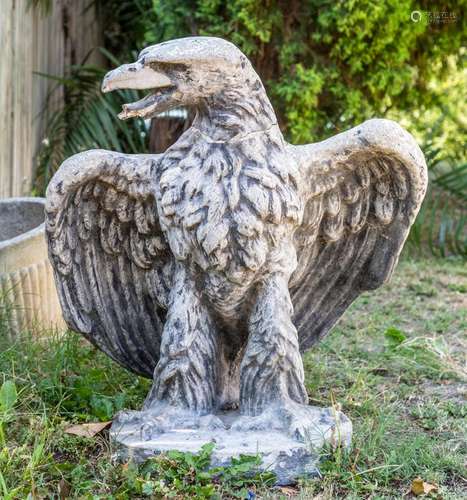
[109,406,352,486]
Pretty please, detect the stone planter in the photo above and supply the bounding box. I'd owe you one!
[0,197,64,336]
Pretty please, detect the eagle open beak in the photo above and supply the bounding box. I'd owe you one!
[101,61,175,120]
[101,62,171,93]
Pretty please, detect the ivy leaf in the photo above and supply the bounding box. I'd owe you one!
[141,480,155,495]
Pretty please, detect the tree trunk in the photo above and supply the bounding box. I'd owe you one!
[149,114,193,153]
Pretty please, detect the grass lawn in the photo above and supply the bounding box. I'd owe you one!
[0,258,465,499]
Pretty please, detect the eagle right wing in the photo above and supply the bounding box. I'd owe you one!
[46,150,173,377]
[290,119,427,351]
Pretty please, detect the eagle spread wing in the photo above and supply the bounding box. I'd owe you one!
[46,150,172,377]
[290,119,428,350]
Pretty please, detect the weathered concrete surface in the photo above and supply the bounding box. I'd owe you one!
[0,198,64,335]
[45,36,427,483]
[111,406,352,485]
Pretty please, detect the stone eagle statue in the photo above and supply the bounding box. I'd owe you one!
[46,37,427,447]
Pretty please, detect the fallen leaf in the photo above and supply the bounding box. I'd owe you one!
[58,478,71,499]
[277,486,299,497]
[64,421,111,438]
[411,477,438,496]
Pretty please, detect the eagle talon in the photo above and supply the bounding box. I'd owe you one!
[115,403,227,440]
[231,402,335,443]
[140,417,165,441]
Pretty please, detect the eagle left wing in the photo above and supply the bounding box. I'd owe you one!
[289,119,428,350]
[46,150,173,377]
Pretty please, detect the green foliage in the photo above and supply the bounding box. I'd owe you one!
[27,0,52,14]
[150,0,464,142]
[33,1,156,194]
[405,113,466,258]
[122,442,274,498]
[34,63,149,195]
[148,0,466,257]
[0,381,18,448]
[0,259,465,497]
[0,381,17,413]
[94,0,156,57]
[400,60,466,258]
[0,330,150,423]
[33,0,466,256]
[384,327,407,346]
[408,182,466,259]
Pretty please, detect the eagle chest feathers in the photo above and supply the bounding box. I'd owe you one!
[155,129,303,282]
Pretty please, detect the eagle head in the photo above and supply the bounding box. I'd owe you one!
[101,36,269,125]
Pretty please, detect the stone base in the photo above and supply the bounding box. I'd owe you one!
[110,406,352,485]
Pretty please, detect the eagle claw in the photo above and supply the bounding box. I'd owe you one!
[231,402,337,443]
[113,405,226,441]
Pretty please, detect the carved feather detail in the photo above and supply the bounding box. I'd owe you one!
[46,150,171,377]
[158,128,301,276]
[290,119,427,349]
[43,33,430,425]
[46,116,426,383]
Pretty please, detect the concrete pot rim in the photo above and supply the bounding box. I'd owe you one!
[0,197,46,253]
